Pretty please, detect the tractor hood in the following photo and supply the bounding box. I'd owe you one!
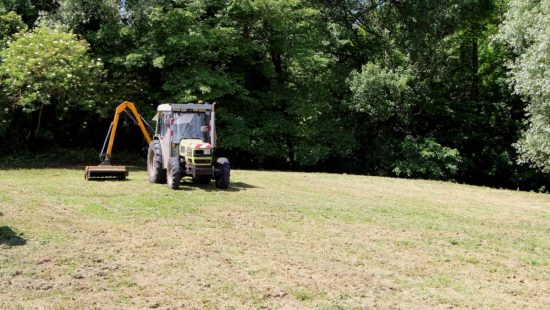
[179,139,212,156]
[180,139,207,149]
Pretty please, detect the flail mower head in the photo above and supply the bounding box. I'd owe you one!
[84,162,128,181]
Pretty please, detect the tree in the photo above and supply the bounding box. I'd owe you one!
[498,0,550,172]
[0,25,103,139]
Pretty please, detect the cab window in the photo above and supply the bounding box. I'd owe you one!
[158,112,164,135]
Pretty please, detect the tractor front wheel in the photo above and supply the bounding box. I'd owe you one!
[215,158,230,189]
[167,157,182,190]
[147,140,166,184]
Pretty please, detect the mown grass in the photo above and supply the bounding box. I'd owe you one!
[0,168,549,309]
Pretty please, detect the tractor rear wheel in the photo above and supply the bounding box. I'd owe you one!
[167,157,182,190]
[147,140,166,184]
[215,158,230,189]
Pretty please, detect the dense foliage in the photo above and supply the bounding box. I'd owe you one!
[0,0,548,190]
[498,0,550,172]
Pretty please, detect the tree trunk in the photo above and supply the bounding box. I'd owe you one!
[270,50,284,83]
[35,103,45,138]
[470,39,479,101]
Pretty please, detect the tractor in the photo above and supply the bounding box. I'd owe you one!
[147,102,230,189]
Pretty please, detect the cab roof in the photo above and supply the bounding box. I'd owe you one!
[157,103,214,112]
[153,103,214,121]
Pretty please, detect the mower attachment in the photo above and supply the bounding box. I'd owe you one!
[84,101,152,181]
[84,165,128,180]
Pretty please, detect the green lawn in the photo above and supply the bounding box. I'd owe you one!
[1,168,549,309]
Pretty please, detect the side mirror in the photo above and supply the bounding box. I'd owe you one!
[201,126,210,133]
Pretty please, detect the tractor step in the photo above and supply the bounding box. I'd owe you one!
[85,165,128,180]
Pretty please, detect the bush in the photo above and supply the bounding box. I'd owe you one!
[393,136,462,180]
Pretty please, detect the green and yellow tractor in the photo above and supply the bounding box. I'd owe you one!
[147,102,230,189]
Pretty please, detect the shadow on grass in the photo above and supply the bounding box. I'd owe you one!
[85,177,129,182]
[0,226,26,247]
[182,181,258,192]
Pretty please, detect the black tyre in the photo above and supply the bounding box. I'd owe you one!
[167,156,183,190]
[215,158,230,189]
[193,175,212,185]
[147,140,166,183]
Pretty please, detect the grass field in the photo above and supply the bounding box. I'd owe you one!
[1,168,549,309]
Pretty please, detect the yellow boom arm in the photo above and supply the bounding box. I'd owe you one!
[102,101,152,163]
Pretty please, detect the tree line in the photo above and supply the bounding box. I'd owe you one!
[0,0,548,190]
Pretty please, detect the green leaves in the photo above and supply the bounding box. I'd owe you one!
[394,136,462,180]
[498,0,550,171]
[124,53,147,68]
[348,63,411,122]
[1,26,103,110]
[0,10,26,47]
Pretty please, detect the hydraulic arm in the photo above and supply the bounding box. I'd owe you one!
[85,101,152,180]
[99,101,152,165]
